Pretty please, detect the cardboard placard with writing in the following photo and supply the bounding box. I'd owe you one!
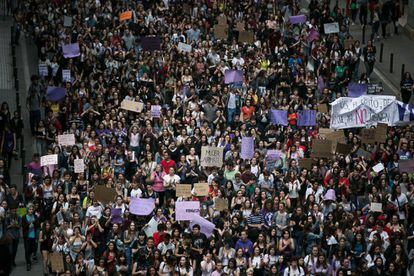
[299,158,313,169]
[120,100,144,113]
[317,104,328,114]
[236,22,245,31]
[176,184,192,198]
[238,30,254,44]
[194,183,209,197]
[200,146,223,167]
[312,139,333,158]
[50,253,65,272]
[336,143,353,155]
[318,128,332,139]
[215,198,228,211]
[94,185,115,203]
[214,25,228,40]
[375,123,387,143]
[361,128,376,144]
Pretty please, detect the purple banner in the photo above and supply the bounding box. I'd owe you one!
[270,109,288,126]
[111,208,123,224]
[224,70,244,84]
[130,197,155,216]
[190,214,215,238]
[348,83,367,98]
[141,36,161,51]
[46,86,66,102]
[62,43,80,58]
[241,137,254,159]
[290,14,307,24]
[297,110,317,126]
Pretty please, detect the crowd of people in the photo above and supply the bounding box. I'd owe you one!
[0,0,412,275]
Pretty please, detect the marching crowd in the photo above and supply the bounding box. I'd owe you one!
[0,0,412,275]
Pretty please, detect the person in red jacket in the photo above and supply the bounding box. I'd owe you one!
[160,151,176,174]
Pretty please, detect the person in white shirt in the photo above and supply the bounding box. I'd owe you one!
[85,200,103,219]
[283,258,305,276]
[163,167,180,200]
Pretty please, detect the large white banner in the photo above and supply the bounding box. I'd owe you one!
[330,95,398,129]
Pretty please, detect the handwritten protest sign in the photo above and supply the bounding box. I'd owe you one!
[224,70,243,84]
[120,100,144,113]
[63,16,72,27]
[74,159,85,173]
[194,183,209,196]
[62,69,71,83]
[336,143,353,155]
[236,22,244,31]
[297,110,316,126]
[144,217,158,237]
[372,163,385,173]
[111,208,123,224]
[375,123,388,143]
[240,137,254,159]
[214,25,228,40]
[317,104,328,114]
[38,64,48,77]
[190,214,215,237]
[324,22,339,34]
[175,201,200,221]
[94,186,115,203]
[299,158,313,169]
[370,203,383,212]
[215,198,228,211]
[238,31,254,43]
[178,42,192,53]
[290,14,307,24]
[50,253,65,272]
[130,197,155,216]
[270,110,288,126]
[361,128,376,144]
[119,11,132,21]
[176,184,192,198]
[150,105,162,118]
[200,146,223,167]
[312,140,333,158]
[58,134,75,146]
[62,43,80,58]
[41,154,58,166]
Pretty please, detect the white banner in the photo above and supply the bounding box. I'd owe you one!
[330,95,398,129]
[41,154,58,166]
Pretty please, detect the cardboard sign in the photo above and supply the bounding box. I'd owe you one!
[194,183,209,197]
[63,16,73,27]
[238,31,254,43]
[62,69,71,83]
[299,158,313,169]
[375,123,387,143]
[119,11,132,21]
[200,146,223,167]
[176,184,192,198]
[214,25,228,40]
[370,203,383,212]
[215,198,228,211]
[361,128,376,144]
[318,128,333,138]
[312,139,333,158]
[324,22,340,34]
[399,159,414,173]
[175,201,200,221]
[336,143,353,154]
[120,100,144,113]
[344,38,354,49]
[317,104,328,114]
[50,253,65,272]
[41,154,58,166]
[74,159,85,173]
[94,185,115,203]
[178,42,192,53]
[58,134,76,146]
[236,22,244,31]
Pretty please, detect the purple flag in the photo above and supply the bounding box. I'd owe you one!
[190,214,215,238]
[297,110,317,126]
[241,137,254,159]
[130,197,155,216]
[290,15,307,24]
[224,70,244,84]
[270,109,288,126]
[46,86,66,102]
[62,43,80,58]
[110,208,123,224]
[141,36,161,51]
[348,83,367,98]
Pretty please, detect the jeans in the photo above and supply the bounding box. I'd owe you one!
[227,108,236,124]
[29,110,41,135]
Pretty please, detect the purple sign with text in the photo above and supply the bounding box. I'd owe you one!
[130,197,155,216]
[270,109,288,126]
[241,137,254,159]
[175,201,200,221]
[62,43,80,58]
[297,110,317,126]
[224,70,244,84]
[290,15,307,25]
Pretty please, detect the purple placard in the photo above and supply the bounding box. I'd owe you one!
[151,105,162,118]
[130,197,155,216]
[270,109,288,126]
[224,70,244,84]
[190,214,215,238]
[175,201,200,221]
[62,43,80,58]
[266,150,280,161]
[141,36,161,51]
[241,137,254,160]
[297,110,317,126]
[111,208,123,224]
[46,86,66,102]
[348,83,367,98]
[290,14,307,25]
[307,28,319,42]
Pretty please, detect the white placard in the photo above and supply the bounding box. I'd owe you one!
[324,22,340,34]
[38,64,48,77]
[62,69,71,83]
[63,15,73,27]
[372,163,385,173]
[178,42,192,53]
[74,159,85,173]
[58,134,75,146]
[41,154,58,166]
[370,203,383,212]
